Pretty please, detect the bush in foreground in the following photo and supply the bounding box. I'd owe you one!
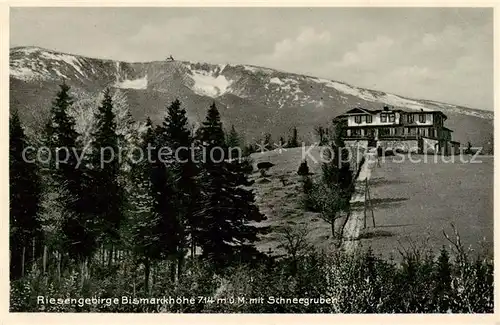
[11,242,493,313]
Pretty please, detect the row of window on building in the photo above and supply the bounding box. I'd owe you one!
[347,127,438,138]
[354,114,428,124]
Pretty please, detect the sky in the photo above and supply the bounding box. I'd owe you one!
[10,7,493,110]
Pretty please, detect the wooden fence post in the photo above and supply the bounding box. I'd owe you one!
[367,179,376,227]
[363,179,368,229]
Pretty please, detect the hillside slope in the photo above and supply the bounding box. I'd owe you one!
[10,46,493,150]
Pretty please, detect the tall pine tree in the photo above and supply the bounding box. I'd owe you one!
[10,110,42,279]
[149,121,182,266]
[161,99,200,274]
[87,88,123,252]
[226,125,241,149]
[288,127,299,148]
[197,102,266,266]
[46,83,95,261]
[125,118,162,291]
[44,83,94,261]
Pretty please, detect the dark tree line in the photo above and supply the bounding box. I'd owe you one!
[9,83,266,282]
[10,109,42,280]
[9,85,493,314]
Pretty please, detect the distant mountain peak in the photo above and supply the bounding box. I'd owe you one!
[9,45,493,150]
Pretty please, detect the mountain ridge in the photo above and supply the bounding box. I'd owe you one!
[10,46,493,150]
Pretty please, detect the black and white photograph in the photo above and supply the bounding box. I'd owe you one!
[8,6,494,314]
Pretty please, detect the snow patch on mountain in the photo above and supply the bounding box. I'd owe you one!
[115,76,148,90]
[435,103,493,119]
[39,51,85,76]
[329,82,377,102]
[268,77,303,98]
[190,70,232,97]
[54,69,68,79]
[311,77,434,112]
[242,65,259,73]
[379,94,429,111]
[14,46,44,55]
[284,78,299,84]
[243,65,275,74]
[312,78,378,102]
[10,66,38,80]
[269,77,284,85]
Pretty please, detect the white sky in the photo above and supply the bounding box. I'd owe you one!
[10,7,493,110]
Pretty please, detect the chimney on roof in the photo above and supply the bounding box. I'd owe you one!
[421,109,424,112]
[383,105,389,111]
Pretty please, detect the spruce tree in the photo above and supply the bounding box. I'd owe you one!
[197,102,266,266]
[125,118,161,291]
[44,83,94,261]
[161,99,200,275]
[227,124,245,165]
[87,88,123,250]
[288,127,299,148]
[433,246,452,311]
[9,110,42,279]
[314,125,328,145]
[150,123,181,264]
[198,103,226,148]
[226,125,241,149]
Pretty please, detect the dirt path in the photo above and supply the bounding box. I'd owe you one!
[342,148,378,253]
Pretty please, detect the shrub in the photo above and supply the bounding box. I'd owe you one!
[10,243,493,313]
[297,160,310,176]
[384,149,395,156]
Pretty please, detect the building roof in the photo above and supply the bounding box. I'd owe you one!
[335,105,448,120]
[343,107,376,115]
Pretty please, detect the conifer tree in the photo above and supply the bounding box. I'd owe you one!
[149,123,181,265]
[288,127,299,148]
[227,124,245,164]
[197,102,266,266]
[9,110,42,279]
[198,103,226,148]
[125,118,161,291]
[314,125,328,146]
[433,246,452,311]
[44,83,94,261]
[226,125,241,149]
[160,99,200,275]
[87,88,123,253]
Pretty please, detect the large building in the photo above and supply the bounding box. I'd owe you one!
[334,105,460,155]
